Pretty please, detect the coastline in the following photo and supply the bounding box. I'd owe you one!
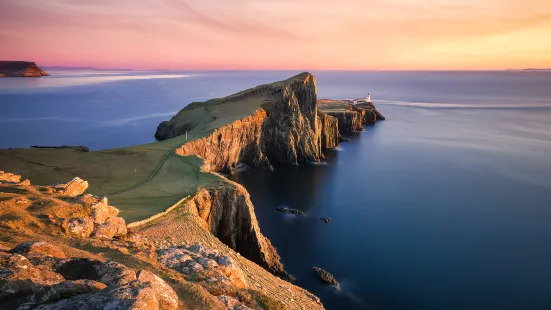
[0,72,384,309]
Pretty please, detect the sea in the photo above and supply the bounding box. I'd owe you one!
[1,70,551,310]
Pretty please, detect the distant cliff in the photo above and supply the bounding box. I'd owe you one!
[0,61,49,77]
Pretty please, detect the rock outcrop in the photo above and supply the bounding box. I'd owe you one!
[158,243,247,294]
[325,111,363,133]
[184,181,287,279]
[259,73,322,164]
[0,171,325,310]
[177,110,271,173]
[0,61,49,77]
[312,267,339,289]
[0,171,30,186]
[318,111,340,150]
[51,177,89,197]
[0,241,179,310]
[356,102,386,121]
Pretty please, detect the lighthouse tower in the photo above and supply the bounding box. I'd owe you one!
[367,93,371,103]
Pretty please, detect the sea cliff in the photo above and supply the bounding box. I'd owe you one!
[0,72,384,309]
[0,61,49,77]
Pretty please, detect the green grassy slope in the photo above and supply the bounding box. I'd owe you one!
[0,74,306,223]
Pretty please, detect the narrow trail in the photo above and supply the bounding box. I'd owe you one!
[105,101,211,197]
[104,149,174,196]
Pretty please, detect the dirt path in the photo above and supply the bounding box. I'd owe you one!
[105,149,173,196]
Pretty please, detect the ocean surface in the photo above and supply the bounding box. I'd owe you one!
[2,70,551,310]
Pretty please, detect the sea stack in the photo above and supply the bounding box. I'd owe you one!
[0,61,49,77]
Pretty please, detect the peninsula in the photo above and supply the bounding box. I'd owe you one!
[0,73,384,309]
[0,61,49,77]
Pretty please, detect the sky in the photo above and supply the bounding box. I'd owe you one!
[1,0,550,70]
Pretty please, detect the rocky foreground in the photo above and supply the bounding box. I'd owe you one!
[0,171,323,309]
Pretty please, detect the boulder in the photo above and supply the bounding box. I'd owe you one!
[12,241,66,258]
[136,270,180,310]
[0,171,21,183]
[93,217,127,239]
[312,267,339,289]
[90,201,120,224]
[52,177,88,196]
[66,217,94,238]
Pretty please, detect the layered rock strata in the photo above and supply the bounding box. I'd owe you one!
[183,181,286,278]
[325,111,363,133]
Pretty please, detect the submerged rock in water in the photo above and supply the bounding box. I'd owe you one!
[312,267,339,289]
[274,207,305,216]
[320,217,331,223]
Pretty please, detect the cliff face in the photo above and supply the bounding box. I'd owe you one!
[356,102,386,121]
[184,181,286,277]
[326,111,363,133]
[318,112,340,150]
[260,73,322,164]
[176,109,272,173]
[172,73,324,172]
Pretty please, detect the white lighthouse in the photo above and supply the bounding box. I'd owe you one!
[367,93,371,103]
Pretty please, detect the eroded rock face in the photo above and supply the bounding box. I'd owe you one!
[177,109,272,173]
[326,111,363,133]
[261,73,322,164]
[185,182,286,279]
[168,73,323,171]
[356,101,386,121]
[51,177,88,197]
[158,243,247,291]
[318,112,340,150]
[0,241,180,310]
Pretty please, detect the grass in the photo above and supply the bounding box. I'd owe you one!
[317,99,351,112]
[0,74,302,224]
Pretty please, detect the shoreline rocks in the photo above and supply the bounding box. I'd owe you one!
[312,267,339,289]
[274,207,305,216]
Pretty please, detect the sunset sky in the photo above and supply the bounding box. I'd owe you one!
[1,0,550,70]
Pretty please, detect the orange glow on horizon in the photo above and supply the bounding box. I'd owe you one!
[1,0,550,70]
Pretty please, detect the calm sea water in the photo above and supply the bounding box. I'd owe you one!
[2,70,551,310]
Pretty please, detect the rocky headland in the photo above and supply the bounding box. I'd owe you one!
[0,61,49,77]
[0,73,384,309]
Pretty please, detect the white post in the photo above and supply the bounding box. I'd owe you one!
[186,131,188,141]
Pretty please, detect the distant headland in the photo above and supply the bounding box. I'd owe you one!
[0,61,49,77]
